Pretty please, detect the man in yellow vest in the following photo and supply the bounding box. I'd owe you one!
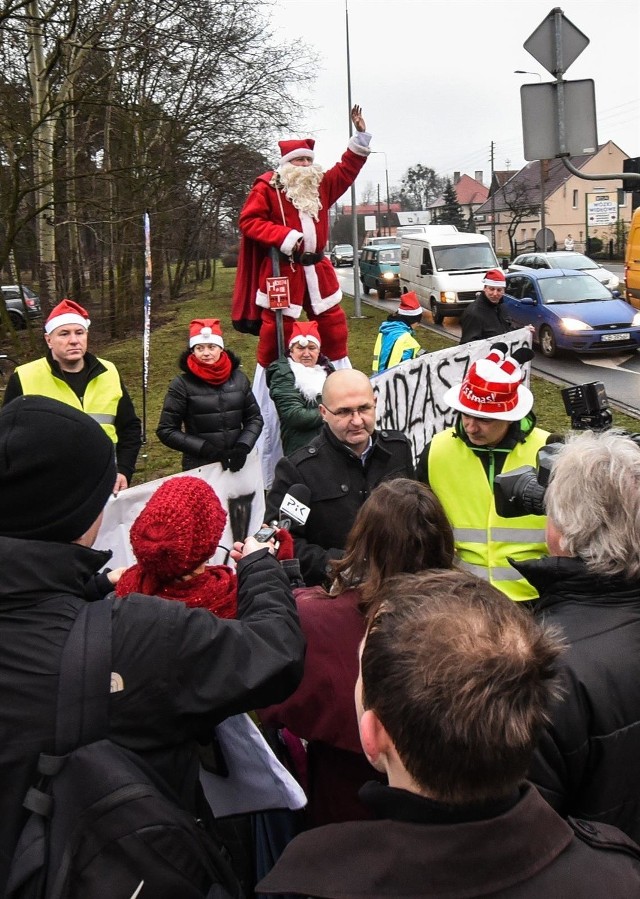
[3,299,141,492]
[417,343,548,604]
[372,291,424,373]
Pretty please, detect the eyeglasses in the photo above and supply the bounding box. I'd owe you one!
[323,403,375,420]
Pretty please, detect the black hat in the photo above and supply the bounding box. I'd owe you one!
[0,396,117,541]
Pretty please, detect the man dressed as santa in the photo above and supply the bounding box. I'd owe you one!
[232,105,370,484]
[232,105,370,367]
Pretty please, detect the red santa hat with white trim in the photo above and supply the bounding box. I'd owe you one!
[189,318,224,349]
[483,268,507,288]
[45,299,91,334]
[443,343,535,421]
[278,138,315,166]
[289,321,321,349]
[397,291,423,318]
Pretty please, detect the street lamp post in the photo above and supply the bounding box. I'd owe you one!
[514,70,547,249]
[371,150,391,235]
[345,0,363,317]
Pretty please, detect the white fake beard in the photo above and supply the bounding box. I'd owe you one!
[279,163,324,221]
[288,358,328,402]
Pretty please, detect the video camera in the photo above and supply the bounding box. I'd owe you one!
[494,381,621,518]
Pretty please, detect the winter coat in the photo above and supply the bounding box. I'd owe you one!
[372,318,421,372]
[266,425,415,586]
[259,586,383,825]
[266,355,334,455]
[0,535,304,894]
[514,555,640,842]
[4,351,141,483]
[156,349,263,471]
[257,781,640,898]
[459,290,513,344]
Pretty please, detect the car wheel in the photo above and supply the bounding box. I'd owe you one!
[377,286,386,300]
[539,325,557,358]
[361,280,370,295]
[430,299,444,325]
[7,311,25,330]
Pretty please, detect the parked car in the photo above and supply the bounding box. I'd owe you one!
[508,251,620,290]
[1,285,42,329]
[330,244,354,267]
[503,269,640,358]
[359,244,401,300]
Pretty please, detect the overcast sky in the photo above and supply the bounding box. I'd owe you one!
[266,0,639,196]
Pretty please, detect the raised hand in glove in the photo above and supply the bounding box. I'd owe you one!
[226,444,249,472]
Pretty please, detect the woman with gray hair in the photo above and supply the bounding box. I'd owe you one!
[512,429,640,843]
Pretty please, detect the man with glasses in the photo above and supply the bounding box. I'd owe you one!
[417,344,548,604]
[266,369,414,586]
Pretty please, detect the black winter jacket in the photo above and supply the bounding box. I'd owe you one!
[266,424,415,587]
[515,555,640,842]
[0,536,304,893]
[459,290,512,344]
[156,349,263,470]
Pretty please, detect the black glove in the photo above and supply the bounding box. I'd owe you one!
[226,444,249,472]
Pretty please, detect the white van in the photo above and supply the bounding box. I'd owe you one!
[395,224,457,238]
[399,230,499,323]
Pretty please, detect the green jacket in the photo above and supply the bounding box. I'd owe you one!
[267,356,334,455]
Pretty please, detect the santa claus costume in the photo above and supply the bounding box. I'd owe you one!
[232,127,371,484]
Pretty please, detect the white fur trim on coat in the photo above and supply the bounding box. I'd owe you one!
[348,131,372,157]
[255,290,303,318]
[280,230,304,255]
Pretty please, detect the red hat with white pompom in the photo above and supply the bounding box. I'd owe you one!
[189,318,224,349]
[289,321,321,348]
[45,299,91,334]
[443,343,534,421]
[398,291,423,317]
[278,138,315,166]
[483,269,507,288]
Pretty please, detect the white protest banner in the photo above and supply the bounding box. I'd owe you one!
[372,329,534,463]
[94,449,265,569]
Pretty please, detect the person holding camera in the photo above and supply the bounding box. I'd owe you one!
[513,430,640,843]
[417,344,548,603]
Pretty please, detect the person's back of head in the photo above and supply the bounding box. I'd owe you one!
[0,395,116,543]
[331,479,454,609]
[116,475,228,599]
[545,429,640,579]
[360,569,563,803]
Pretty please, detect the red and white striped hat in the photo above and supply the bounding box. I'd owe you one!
[443,345,534,421]
[45,299,91,334]
[278,138,315,166]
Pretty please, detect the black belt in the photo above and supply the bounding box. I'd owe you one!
[295,251,325,266]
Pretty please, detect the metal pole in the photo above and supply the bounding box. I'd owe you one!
[345,0,363,317]
[270,247,286,359]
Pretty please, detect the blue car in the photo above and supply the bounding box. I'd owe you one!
[504,269,640,358]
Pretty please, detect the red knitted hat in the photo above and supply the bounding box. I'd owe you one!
[45,299,91,334]
[483,269,506,288]
[189,318,224,349]
[398,291,422,317]
[278,138,315,165]
[129,476,227,582]
[289,321,321,348]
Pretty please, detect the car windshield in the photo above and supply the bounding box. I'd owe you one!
[335,245,352,252]
[547,253,598,271]
[433,244,497,272]
[378,248,400,263]
[537,275,613,304]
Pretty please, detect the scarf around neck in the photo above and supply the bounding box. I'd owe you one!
[187,350,232,385]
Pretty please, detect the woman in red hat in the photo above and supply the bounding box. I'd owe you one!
[157,319,263,472]
[266,321,334,455]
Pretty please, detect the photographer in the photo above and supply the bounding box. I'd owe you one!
[513,430,640,842]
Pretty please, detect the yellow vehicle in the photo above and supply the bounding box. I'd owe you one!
[625,207,640,309]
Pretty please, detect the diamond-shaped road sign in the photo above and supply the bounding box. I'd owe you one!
[524,8,589,76]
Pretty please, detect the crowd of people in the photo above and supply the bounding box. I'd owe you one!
[2,106,640,897]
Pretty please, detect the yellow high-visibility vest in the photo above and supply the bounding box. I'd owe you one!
[428,427,549,601]
[372,331,420,372]
[16,356,121,444]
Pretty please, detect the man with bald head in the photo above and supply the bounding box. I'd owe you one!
[266,369,414,585]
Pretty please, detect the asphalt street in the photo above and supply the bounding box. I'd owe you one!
[335,262,640,418]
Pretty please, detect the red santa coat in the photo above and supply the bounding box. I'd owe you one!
[232,135,370,336]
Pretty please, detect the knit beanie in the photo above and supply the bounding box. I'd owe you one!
[0,396,117,541]
[127,476,227,588]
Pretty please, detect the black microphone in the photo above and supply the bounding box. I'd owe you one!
[274,483,311,530]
